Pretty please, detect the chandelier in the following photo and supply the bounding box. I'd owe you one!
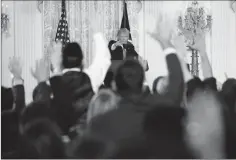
[178,0,212,76]
[1,3,10,36]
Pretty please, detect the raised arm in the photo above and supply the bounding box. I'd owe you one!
[84,11,111,93]
[146,14,184,104]
[172,33,193,83]
[84,33,111,93]
[164,50,184,105]
[190,35,213,79]
[8,57,25,115]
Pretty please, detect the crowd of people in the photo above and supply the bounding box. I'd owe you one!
[1,13,236,159]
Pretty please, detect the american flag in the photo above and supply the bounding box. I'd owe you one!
[55,0,70,47]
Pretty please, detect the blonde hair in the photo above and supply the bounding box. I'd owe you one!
[117,28,130,37]
[86,89,120,124]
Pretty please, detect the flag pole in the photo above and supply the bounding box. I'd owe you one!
[62,0,66,17]
[123,0,126,28]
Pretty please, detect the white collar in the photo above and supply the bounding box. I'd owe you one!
[62,68,81,74]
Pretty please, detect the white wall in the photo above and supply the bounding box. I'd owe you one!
[138,1,236,87]
[211,1,236,83]
[1,1,43,103]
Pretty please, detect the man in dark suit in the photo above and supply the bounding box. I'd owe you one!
[108,28,138,60]
[105,28,148,88]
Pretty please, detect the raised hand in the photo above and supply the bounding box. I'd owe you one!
[115,41,123,48]
[190,34,206,53]
[146,13,175,49]
[31,57,50,83]
[50,41,63,72]
[8,56,22,79]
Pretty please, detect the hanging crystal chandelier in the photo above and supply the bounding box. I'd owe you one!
[1,3,10,36]
[178,0,212,76]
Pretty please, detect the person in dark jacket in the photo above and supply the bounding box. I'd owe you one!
[108,28,138,60]
[2,57,25,158]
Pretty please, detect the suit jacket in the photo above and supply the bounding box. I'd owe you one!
[2,84,25,157]
[108,40,138,60]
[49,71,94,134]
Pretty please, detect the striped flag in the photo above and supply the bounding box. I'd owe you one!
[55,0,70,47]
[120,0,132,40]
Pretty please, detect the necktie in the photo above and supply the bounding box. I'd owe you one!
[123,48,127,60]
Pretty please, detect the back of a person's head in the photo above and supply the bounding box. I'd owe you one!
[115,59,144,93]
[19,119,65,158]
[20,101,53,132]
[68,133,116,159]
[2,111,19,154]
[109,109,193,159]
[142,105,193,158]
[152,76,169,95]
[62,71,93,103]
[32,82,52,102]
[186,77,204,100]
[62,42,83,69]
[1,86,14,111]
[221,78,236,112]
[54,72,94,134]
[87,89,120,124]
[152,76,164,94]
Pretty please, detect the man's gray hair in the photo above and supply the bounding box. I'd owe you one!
[117,28,130,37]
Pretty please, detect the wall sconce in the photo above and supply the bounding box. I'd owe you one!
[1,3,10,37]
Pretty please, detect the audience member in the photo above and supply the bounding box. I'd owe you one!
[87,89,121,124]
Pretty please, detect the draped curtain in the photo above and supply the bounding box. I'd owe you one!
[43,1,140,67]
[43,1,180,86]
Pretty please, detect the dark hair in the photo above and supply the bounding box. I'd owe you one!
[68,134,116,159]
[104,71,114,88]
[32,82,52,102]
[152,76,164,94]
[115,60,144,92]
[221,78,236,112]
[142,106,194,158]
[53,72,94,134]
[20,101,54,132]
[2,111,19,154]
[62,42,83,69]
[19,119,65,159]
